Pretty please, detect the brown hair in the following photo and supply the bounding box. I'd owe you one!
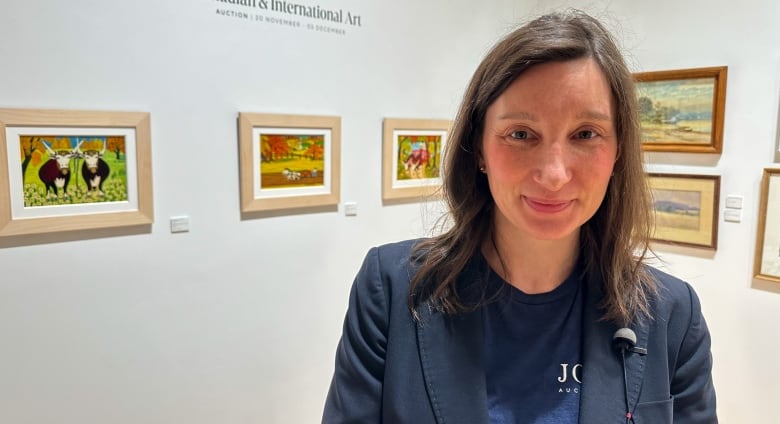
[409,9,656,326]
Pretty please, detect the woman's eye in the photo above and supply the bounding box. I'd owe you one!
[576,130,596,139]
[509,130,529,140]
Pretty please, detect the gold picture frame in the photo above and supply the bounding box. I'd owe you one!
[775,98,780,163]
[754,168,780,283]
[0,108,153,238]
[634,66,727,153]
[382,117,451,203]
[648,173,720,249]
[238,112,340,214]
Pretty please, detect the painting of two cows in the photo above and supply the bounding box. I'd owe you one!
[19,135,128,207]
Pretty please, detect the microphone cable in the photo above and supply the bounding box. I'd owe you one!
[614,327,646,424]
[619,346,633,424]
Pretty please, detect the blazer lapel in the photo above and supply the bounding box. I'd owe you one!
[580,275,649,423]
[416,306,489,424]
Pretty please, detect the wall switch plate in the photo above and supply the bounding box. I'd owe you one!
[723,209,741,223]
[170,216,190,233]
[725,195,743,209]
[344,202,358,216]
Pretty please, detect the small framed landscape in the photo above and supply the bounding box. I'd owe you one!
[238,112,340,214]
[775,99,780,163]
[382,118,451,202]
[634,66,727,153]
[0,108,153,238]
[648,173,720,249]
[754,168,780,283]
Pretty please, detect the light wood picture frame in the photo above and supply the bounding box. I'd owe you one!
[634,66,727,153]
[648,173,720,249]
[754,168,780,283]
[382,117,451,202]
[0,108,153,237]
[238,112,340,214]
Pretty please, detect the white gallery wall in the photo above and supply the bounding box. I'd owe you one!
[0,0,778,423]
[0,1,519,423]
[525,1,780,423]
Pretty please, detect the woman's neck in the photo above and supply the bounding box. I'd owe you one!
[484,229,580,294]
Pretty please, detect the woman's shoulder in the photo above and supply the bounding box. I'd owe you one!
[355,238,427,288]
[348,238,431,321]
[365,238,427,277]
[644,265,704,320]
[372,238,426,257]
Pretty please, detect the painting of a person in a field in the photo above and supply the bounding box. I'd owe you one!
[395,134,441,180]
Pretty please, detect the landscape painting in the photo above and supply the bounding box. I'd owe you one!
[652,188,701,231]
[648,173,720,249]
[754,168,780,282]
[776,102,780,163]
[634,67,727,153]
[259,132,325,189]
[237,112,340,214]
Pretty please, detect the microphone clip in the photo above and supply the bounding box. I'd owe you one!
[612,328,648,356]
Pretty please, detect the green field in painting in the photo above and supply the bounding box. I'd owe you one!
[22,155,128,207]
[654,210,700,231]
[641,120,711,144]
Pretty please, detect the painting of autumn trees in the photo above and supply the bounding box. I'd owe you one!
[259,133,325,189]
[18,135,128,206]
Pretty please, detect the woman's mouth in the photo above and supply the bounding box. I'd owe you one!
[524,197,573,213]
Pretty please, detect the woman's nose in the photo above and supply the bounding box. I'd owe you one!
[533,142,572,191]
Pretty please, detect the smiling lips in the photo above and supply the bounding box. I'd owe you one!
[524,196,573,213]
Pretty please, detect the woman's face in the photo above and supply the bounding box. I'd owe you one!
[480,58,617,244]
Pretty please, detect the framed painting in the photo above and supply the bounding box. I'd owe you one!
[775,100,780,163]
[648,173,720,249]
[238,112,340,213]
[0,108,153,237]
[382,117,451,202]
[634,66,727,153]
[754,168,780,283]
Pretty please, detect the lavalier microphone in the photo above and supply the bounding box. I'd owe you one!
[612,328,647,423]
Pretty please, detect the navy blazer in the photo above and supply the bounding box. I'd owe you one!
[323,240,717,423]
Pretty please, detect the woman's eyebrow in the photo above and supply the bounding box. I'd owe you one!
[577,110,612,121]
[497,111,537,121]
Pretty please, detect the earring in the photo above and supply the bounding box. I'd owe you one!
[479,166,486,173]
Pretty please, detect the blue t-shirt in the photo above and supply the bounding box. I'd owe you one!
[483,265,584,423]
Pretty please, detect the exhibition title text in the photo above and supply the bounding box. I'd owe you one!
[215,0,362,26]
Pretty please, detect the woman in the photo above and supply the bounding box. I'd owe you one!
[323,10,717,424]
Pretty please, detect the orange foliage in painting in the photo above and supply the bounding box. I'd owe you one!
[305,143,324,160]
[78,138,104,151]
[30,150,43,167]
[261,134,291,160]
[20,136,47,167]
[49,137,71,150]
[106,136,125,153]
[19,136,34,160]
[20,137,30,162]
